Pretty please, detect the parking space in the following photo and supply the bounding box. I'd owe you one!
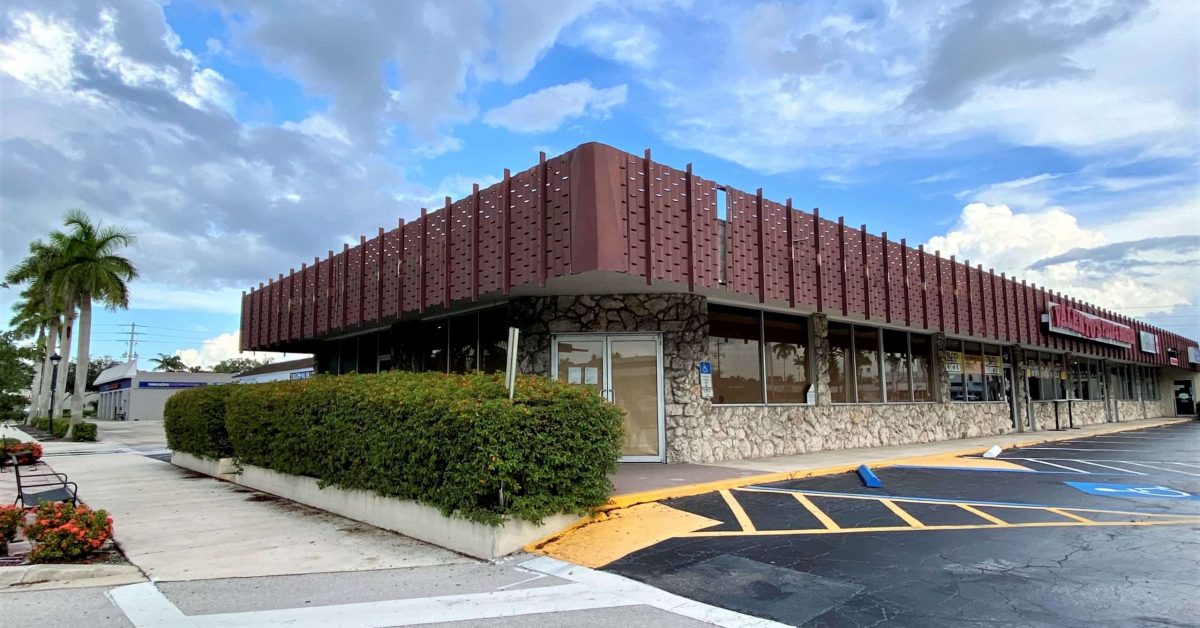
[540,421,1200,626]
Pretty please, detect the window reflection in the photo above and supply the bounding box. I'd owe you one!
[709,305,763,403]
[764,314,809,403]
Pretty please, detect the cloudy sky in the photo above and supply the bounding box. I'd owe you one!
[1,0,1197,367]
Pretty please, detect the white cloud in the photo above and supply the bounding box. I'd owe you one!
[925,201,1200,339]
[173,331,306,369]
[574,19,658,67]
[654,0,1197,172]
[282,113,350,144]
[483,81,627,133]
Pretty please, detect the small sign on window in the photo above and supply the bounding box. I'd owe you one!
[699,361,714,399]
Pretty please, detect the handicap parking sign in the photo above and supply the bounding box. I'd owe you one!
[1065,482,1199,500]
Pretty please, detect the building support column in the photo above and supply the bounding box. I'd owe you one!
[810,314,832,407]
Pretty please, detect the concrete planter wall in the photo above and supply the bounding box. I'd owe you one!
[170,452,575,560]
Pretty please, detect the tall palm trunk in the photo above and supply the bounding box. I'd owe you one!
[38,320,59,418]
[69,296,93,435]
[30,325,46,417]
[53,306,75,423]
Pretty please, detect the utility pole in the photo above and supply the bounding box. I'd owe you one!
[125,322,137,361]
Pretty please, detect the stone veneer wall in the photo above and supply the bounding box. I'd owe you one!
[510,294,1013,463]
[509,294,707,463]
[695,403,1012,463]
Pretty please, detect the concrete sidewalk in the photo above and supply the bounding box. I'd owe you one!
[45,454,472,581]
[610,416,1194,497]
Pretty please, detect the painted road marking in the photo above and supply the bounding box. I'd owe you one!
[530,502,723,569]
[957,504,1010,526]
[793,493,840,530]
[678,518,1200,538]
[1026,459,1091,473]
[1022,447,1156,452]
[1072,460,1146,474]
[881,499,925,528]
[109,557,789,628]
[1047,508,1093,523]
[720,489,757,532]
[1065,482,1198,500]
[1166,462,1200,469]
[1120,462,1200,477]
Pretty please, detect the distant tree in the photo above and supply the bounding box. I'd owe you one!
[188,366,203,373]
[150,353,186,372]
[0,331,38,421]
[64,356,120,392]
[212,357,272,375]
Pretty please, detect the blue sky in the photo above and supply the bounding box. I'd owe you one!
[1,0,1197,366]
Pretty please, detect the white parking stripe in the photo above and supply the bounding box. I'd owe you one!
[1120,462,1200,477]
[1072,460,1145,475]
[1165,462,1200,469]
[1026,459,1090,473]
[1022,447,1155,452]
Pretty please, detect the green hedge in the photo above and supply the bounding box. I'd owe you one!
[26,417,97,441]
[166,372,624,525]
[163,385,235,459]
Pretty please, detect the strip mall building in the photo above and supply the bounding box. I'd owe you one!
[241,143,1200,463]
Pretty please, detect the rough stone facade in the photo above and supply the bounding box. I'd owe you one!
[510,293,1017,463]
[385,293,1184,464]
[510,294,707,462]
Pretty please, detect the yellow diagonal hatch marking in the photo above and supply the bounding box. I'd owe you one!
[529,502,722,569]
[721,489,757,532]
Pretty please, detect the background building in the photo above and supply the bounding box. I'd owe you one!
[240,142,1200,463]
[233,357,315,384]
[94,360,233,421]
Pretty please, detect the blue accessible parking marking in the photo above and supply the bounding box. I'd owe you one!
[1065,482,1199,500]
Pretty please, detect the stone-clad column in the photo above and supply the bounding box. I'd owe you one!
[933,332,950,404]
[810,314,832,406]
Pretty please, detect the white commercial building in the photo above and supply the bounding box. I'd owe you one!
[94,360,234,421]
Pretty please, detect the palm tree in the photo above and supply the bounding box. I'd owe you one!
[7,286,61,418]
[5,240,72,421]
[150,353,187,372]
[50,210,137,433]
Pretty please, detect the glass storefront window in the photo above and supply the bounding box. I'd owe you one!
[984,344,1005,402]
[421,319,448,373]
[478,309,508,374]
[854,327,882,403]
[764,313,810,403]
[883,329,911,402]
[961,342,984,402]
[910,334,933,402]
[709,305,763,404]
[827,322,854,403]
[449,314,478,373]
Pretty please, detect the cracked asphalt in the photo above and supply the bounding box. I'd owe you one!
[604,422,1200,627]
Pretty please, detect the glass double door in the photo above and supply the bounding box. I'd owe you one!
[553,334,664,462]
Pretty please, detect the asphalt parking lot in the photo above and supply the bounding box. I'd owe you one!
[603,421,1200,627]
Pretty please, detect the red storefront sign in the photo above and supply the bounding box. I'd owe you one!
[1044,303,1134,348]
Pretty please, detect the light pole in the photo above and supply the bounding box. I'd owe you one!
[48,353,61,436]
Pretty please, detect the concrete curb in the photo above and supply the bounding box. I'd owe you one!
[0,564,145,592]
[524,417,1192,552]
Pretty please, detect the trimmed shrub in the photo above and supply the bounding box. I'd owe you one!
[70,422,98,442]
[215,372,623,525]
[163,385,235,459]
[26,417,96,441]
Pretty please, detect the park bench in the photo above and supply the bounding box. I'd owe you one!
[7,454,78,507]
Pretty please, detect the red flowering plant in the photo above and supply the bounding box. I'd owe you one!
[0,505,25,556]
[1,438,43,466]
[22,502,114,563]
